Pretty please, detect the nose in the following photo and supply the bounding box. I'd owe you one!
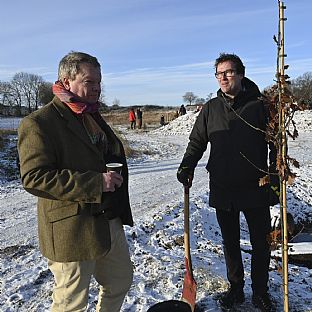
[220,74,228,81]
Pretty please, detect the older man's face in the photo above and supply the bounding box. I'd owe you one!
[64,63,101,104]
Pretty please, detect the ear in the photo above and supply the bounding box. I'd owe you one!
[62,77,71,91]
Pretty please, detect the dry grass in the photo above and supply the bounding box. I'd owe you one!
[0,129,17,150]
[102,108,179,128]
[105,108,180,158]
[112,127,139,158]
[0,129,17,136]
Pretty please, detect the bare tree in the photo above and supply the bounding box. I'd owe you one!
[11,72,44,113]
[39,82,54,106]
[195,97,206,105]
[12,73,32,113]
[112,98,120,109]
[9,77,23,110]
[99,82,106,105]
[206,92,213,102]
[31,74,44,110]
[291,72,312,108]
[0,81,14,106]
[183,92,198,106]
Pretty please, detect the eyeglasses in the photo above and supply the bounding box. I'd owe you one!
[215,69,236,79]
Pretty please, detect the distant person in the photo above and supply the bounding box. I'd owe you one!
[160,115,165,126]
[18,51,133,312]
[136,108,143,129]
[129,108,136,129]
[179,104,186,116]
[177,53,278,311]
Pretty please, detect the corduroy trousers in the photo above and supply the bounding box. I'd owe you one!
[48,218,133,312]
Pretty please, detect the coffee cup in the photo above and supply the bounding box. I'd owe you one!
[106,162,123,174]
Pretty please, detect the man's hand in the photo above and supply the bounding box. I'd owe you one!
[102,172,123,192]
[259,173,280,206]
[177,165,194,187]
[259,175,270,187]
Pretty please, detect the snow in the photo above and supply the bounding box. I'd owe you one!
[1,110,312,311]
[0,117,22,130]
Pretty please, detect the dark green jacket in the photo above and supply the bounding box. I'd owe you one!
[18,97,133,262]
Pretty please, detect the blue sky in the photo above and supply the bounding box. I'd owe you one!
[1,0,311,106]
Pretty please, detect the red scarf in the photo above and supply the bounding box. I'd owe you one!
[52,81,106,147]
[52,81,100,114]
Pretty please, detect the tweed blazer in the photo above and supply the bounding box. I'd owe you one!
[18,97,133,262]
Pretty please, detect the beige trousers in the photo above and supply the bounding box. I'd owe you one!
[48,218,133,312]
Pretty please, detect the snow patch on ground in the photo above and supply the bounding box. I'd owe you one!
[0,111,312,311]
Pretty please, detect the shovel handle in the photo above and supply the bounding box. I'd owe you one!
[184,185,194,277]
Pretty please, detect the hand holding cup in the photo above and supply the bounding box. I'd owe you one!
[102,163,123,192]
[106,163,123,174]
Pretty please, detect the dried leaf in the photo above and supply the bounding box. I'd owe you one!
[287,173,296,185]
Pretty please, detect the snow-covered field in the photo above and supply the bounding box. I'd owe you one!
[0,111,311,312]
[0,117,22,130]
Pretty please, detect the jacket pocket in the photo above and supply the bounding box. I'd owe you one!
[47,201,79,223]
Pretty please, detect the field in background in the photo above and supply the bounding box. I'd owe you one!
[102,107,184,158]
[0,107,185,158]
[102,108,180,128]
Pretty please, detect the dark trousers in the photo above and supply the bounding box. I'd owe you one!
[130,121,136,129]
[216,205,271,295]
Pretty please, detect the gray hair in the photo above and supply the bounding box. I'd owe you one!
[58,51,101,80]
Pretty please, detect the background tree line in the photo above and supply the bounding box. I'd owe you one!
[0,72,107,116]
[0,72,54,116]
[182,72,312,109]
[291,72,312,107]
[1,71,311,117]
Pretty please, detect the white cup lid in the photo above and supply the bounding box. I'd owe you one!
[106,163,123,168]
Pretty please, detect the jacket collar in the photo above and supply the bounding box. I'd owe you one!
[217,77,262,108]
[51,96,103,157]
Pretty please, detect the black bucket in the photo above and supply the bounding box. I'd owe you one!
[147,300,191,312]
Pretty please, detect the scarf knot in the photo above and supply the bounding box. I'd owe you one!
[52,81,100,114]
[52,81,106,147]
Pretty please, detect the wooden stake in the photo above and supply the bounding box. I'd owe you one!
[277,1,289,311]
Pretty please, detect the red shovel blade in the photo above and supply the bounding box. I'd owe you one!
[182,257,197,311]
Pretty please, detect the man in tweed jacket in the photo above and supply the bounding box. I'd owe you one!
[18,51,133,312]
